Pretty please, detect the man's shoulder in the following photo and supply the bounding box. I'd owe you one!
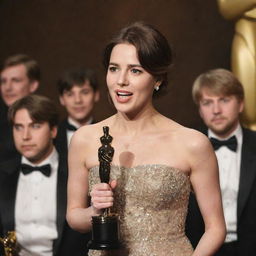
[242,126,256,143]
[57,119,69,130]
[55,119,68,144]
[0,156,21,188]
[241,127,256,154]
[242,126,256,136]
[0,156,21,174]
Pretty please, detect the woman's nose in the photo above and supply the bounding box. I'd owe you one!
[117,71,129,86]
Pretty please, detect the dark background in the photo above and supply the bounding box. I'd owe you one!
[0,0,234,129]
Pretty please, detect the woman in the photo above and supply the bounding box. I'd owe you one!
[67,22,226,256]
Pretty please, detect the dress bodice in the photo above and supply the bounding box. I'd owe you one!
[88,164,193,256]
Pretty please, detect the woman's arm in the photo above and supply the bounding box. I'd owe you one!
[217,0,256,19]
[66,128,115,233]
[187,132,226,256]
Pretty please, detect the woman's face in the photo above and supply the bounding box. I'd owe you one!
[106,43,159,116]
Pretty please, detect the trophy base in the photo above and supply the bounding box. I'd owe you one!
[88,215,122,250]
[87,240,122,250]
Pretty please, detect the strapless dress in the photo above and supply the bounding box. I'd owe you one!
[88,164,193,256]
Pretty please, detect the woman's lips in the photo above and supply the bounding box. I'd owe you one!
[115,90,133,103]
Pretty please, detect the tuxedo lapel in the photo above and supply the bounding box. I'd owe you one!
[55,119,69,158]
[55,118,97,158]
[0,157,21,234]
[52,154,68,255]
[237,128,256,220]
[205,127,256,221]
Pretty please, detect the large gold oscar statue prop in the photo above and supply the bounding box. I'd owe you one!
[0,231,19,256]
[87,126,121,250]
[217,0,256,129]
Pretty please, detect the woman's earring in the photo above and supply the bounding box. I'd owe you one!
[154,85,160,91]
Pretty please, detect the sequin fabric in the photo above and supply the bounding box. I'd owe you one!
[88,164,193,256]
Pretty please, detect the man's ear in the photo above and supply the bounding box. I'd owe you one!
[239,99,244,113]
[198,106,203,119]
[59,95,65,106]
[51,126,58,139]
[29,80,39,93]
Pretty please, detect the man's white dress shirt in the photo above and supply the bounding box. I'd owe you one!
[15,148,58,256]
[209,124,242,242]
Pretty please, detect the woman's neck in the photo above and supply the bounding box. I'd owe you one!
[112,106,161,136]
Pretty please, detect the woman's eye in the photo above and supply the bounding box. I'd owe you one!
[131,68,142,74]
[109,66,118,72]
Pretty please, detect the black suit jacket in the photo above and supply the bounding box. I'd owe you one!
[185,127,256,256]
[0,153,89,256]
[55,119,70,160]
[0,104,19,163]
[55,118,95,158]
[54,119,93,252]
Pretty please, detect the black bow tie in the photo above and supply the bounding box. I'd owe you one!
[66,122,77,131]
[21,163,51,177]
[210,135,237,152]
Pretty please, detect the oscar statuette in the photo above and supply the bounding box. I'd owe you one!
[87,126,121,250]
[0,231,19,256]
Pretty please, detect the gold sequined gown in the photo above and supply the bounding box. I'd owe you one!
[88,164,193,256]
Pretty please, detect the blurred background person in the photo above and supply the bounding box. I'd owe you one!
[55,67,99,158]
[0,54,40,162]
[186,68,256,256]
[0,94,88,256]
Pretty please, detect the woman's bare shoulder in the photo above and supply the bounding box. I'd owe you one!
[173,125,215,169]
[179,127,219,178]
[179,126,210,149]
[163,118,211,151]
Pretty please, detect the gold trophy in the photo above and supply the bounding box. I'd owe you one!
[0,231,19,256]
[87,126,121,250]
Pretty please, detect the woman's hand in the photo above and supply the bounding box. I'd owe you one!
[90,180,117,214]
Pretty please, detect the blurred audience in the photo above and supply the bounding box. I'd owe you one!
[0,94,88,256]
[186,68,256,256]
[55,67,99,157]
[0,54,40,162]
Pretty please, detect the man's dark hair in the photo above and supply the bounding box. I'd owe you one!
[57,67,98,95]
[1,54,40,82]
[8,94,59,128]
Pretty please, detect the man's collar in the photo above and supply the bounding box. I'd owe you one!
[208,123,242,140]
[67,116,93,129]
[21,147,58,166]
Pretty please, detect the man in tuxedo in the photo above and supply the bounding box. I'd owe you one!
[0,94,88,256]
[186,68,256,256]
[55,67,99,156]
[0,54,40,162]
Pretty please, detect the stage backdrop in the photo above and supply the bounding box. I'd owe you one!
[0,0,233,129]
